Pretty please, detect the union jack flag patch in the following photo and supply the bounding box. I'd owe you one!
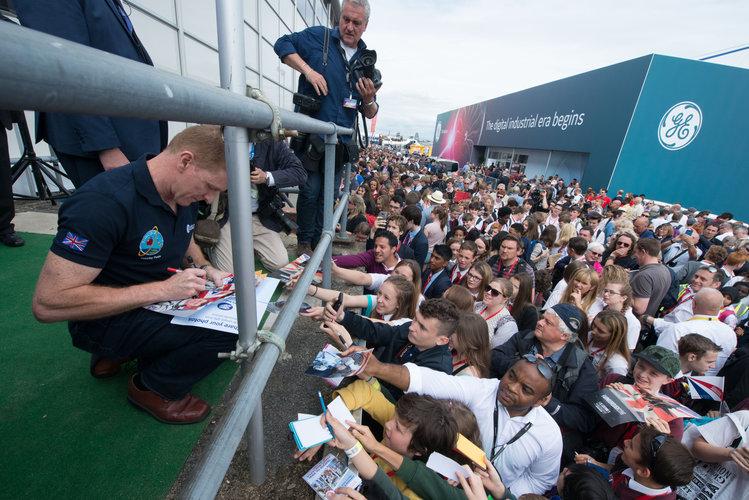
[62,232,88,252]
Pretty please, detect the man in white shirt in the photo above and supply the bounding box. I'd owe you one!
[349,352,563,496]
[650,207,671,231]
[587,212,606,245]
[643,266,724,333]
[662,231,701,272]
[656,288,737,375]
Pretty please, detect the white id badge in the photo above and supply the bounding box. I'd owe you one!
[343,97,357,109]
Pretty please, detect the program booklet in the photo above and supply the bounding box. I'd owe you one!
[268,254,322,285]
[584,384,699,427]
[303,454,361,499]
[305,344,373,386]
[143,272,265,317]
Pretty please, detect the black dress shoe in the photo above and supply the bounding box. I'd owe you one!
[0,231,24,247]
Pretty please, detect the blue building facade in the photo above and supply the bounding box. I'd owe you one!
[432,54,749,220]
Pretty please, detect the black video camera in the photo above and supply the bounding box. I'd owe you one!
[251,158,299,234]
[351,49,382,89]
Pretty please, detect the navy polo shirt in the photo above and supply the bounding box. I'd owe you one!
[51,155,198,286]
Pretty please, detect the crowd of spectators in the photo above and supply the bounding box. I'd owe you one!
[289,145,749,500]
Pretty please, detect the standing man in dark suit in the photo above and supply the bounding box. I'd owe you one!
[15,0,168,188]
[0,14,24,247]
[422,245,452,299]
[400,205,428,268]
[0,109,25,247]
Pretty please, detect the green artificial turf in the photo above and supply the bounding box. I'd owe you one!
[0,233,281,499]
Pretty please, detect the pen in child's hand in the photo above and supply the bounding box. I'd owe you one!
[318,390,335,436]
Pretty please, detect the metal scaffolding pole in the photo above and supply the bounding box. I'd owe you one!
[336,161,353,241]
[0,22,351,139]
[214,0,266,486]
[322,134,337,289]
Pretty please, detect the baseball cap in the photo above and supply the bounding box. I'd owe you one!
[633,346,680,378]
[549,303,582,334]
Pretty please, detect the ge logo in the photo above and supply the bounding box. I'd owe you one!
[658,101,702,150]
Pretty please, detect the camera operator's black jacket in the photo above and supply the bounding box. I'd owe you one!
[251,140,307,232]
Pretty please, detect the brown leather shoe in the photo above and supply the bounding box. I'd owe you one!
[90,354,134,378]
[126,375,211,425]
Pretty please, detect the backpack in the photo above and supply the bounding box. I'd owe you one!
[657,266,681,313]
[524,239,542,267]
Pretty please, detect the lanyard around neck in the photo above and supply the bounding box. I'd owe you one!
[491,397,533,462]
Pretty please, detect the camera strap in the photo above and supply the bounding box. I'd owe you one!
[322,28,330,75]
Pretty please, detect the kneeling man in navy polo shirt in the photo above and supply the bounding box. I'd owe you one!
[32,125,237,425]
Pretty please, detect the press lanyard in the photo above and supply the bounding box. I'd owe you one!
[334,37,356,97]
[688,316,717,322]
[480,306,504,322]
[502,259,518,279]
[491,398,532,462]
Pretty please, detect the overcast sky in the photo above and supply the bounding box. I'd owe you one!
[361,0,749,141]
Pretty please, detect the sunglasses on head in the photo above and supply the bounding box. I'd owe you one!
[521,354,553,380]
[650,434,666,462]
[485,285,503,297]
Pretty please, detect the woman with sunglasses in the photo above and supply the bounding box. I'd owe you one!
[462,261,493,302]
[588,278,641,351]
[601,231,638,270]
[476,278,518,348]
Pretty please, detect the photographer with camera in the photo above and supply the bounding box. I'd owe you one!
[200,139,307,273]
[274,0,380,257]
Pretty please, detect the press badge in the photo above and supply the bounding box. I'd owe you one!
[343,97,357,109]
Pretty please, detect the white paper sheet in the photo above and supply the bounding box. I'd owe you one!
[426,452,468,482]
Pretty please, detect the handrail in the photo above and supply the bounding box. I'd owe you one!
[0,22,352,138]
[0,9,354,498]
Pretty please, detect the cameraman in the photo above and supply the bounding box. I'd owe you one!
[274,0,380,257]
[207,140,307,272]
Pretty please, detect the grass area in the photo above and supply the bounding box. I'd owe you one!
[0,233,279,499]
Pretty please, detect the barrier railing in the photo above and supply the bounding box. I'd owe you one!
[0,2,352,497]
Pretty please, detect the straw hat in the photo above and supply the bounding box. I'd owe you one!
[428,191,446,204]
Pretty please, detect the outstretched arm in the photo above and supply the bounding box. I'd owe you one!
[331,261,375,287]
[342,346,412,392]
[33,252,208,323]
